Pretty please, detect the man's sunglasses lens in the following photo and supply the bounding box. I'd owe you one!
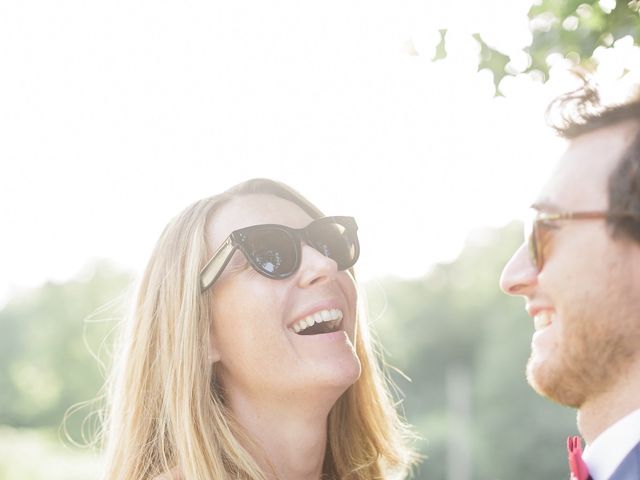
[528,228,539,270]
[524,210,541,270]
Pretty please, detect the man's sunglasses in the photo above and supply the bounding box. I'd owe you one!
[525,209,637,271]
[200,216,359,291]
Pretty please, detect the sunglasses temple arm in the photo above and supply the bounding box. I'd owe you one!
[200,240,236,292]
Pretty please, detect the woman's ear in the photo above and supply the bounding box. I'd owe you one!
[209,330,221,363]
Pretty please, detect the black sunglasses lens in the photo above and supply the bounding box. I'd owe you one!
[243,229,297,277]
[236,218,358,280]
[307,220,358,270]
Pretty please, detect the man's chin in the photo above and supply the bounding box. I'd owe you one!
[526,356,583,408]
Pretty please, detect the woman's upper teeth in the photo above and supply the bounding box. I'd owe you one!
[291,308,343,333]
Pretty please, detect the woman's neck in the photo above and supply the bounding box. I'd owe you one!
[228,391,334,480]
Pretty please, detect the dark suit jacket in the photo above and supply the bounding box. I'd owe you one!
[610,442,640,480]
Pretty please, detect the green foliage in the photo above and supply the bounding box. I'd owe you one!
[432,29,448,61]
[0,262,132,442]
[367,223,575,479]
[525,0,640,80]
[435,0,640,94]
[473,34,510,96]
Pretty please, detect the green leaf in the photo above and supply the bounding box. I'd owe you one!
[432,29,448,61]
[473,33,511,95]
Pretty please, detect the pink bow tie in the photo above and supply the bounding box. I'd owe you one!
[567,436,590,480]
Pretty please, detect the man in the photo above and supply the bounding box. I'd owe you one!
[500,81,640,480]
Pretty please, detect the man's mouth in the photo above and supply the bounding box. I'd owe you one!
[533,311,554,331]
[290,309,343,335]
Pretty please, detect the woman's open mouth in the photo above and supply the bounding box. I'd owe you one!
[290,309,343,335]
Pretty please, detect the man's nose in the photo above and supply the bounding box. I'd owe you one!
[499,243,538,296]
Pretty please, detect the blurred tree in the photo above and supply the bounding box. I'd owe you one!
[367,223,576,480]
[0,262,131,442]
[435,0,640,94]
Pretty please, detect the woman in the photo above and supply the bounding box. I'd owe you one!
[101,178,416,479]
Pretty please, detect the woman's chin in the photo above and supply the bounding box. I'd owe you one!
[310,354,362,394]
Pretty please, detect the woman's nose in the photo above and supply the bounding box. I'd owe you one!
[296,244,339,287]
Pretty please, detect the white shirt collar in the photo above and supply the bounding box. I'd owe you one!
[582,408,640,480]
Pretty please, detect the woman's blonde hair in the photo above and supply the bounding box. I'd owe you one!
[101,178,417,479]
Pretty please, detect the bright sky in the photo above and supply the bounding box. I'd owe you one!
[2,0,638,307]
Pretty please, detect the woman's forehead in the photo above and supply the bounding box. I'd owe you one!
[207,194,314,245]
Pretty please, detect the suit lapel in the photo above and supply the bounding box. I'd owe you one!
[609,442,640,480]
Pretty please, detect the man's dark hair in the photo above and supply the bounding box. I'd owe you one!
[547,75,640,243]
